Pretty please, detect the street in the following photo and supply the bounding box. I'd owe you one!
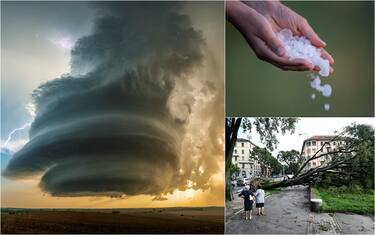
[226,186,374,234]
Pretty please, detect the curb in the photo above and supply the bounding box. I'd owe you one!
[309,186,323,212]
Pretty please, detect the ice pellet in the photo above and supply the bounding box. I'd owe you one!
[309,74,332,97]
[277,29,330,77]
[324,103,330,111]
[322,84,332,97]
[277,29,333,111]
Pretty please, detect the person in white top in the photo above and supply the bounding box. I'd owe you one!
[255,185,265,216]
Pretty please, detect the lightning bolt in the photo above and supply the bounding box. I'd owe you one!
[2,121,32,148]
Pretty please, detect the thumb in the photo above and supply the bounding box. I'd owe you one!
[258,27,286,57]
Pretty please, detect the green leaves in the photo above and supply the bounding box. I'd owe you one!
[277,150,304,174]
[242,118,298,151]
[251,146,282,175]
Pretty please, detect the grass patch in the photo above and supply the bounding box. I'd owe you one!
[315,186,374,215]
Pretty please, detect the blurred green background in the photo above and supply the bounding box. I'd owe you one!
[226,1,374,117]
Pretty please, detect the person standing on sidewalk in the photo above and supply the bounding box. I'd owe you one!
[255,185,265,216]
[239,185,254,220]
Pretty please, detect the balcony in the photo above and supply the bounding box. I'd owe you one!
[238,159,254,164]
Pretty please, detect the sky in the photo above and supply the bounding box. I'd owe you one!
[238,118,375,157]
[1,1,224,208]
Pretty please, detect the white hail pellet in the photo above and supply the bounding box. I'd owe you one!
[277,29,333,111]
[324,103,330,111]
[277,29,330,77]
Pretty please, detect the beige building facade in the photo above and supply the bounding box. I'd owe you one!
[232,138,261,178]
[301,135,346,169]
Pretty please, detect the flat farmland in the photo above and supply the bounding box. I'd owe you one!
[1,207,224,234]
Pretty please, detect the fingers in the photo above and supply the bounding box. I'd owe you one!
[320,48,334,64]
[257,26,286,57]
[299,19,326,48]
[251,36,314,71]
[313,65,334,75]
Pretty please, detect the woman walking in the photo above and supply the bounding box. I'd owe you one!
[255,185,265,216]
[239,185,254,220]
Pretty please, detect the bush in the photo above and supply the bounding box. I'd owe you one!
[348,184,363,193]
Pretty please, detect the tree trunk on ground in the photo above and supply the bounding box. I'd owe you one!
[262,150,361,189]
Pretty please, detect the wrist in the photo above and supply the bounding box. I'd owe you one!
[241,0,281,16]
[226,1,243,23]
[226,1,257,25]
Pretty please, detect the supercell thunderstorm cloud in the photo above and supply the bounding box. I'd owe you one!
[3,2,223,198]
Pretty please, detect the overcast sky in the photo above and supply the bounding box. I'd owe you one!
[238,118,375,156]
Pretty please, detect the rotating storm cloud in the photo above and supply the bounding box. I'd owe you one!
[3,2,223,198]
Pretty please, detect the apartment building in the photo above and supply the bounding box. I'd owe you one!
[301,135,346,169]
[232,138,261,178]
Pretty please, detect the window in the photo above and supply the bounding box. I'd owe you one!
[313,162,316,166]
[242,156,244,160]
[307,142,311,147]
[321,141,324,145]
[312,141,316,146]
[242,164,245,169]
[307,149,311,154]
[333,141,336,145]
[242,150,244,154]
[241,143,244,147]
[234,149,237,154]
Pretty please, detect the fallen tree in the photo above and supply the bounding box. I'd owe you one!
[263,124,374,190]
[225,118,298,201]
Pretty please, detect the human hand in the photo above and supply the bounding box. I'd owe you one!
[226,1,334,72]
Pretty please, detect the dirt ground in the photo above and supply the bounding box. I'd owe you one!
[1,207,224,234]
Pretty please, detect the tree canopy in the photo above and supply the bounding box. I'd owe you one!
[277,150,304,175]
[252,146,282,176]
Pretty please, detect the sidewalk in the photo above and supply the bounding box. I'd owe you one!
[225,186,272,220]
[225,186,374,234]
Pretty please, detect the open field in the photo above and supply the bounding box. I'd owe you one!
[1,207,224,234]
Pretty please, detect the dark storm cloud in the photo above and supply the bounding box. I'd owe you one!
[1,148,13,171]
[3,2,206,197]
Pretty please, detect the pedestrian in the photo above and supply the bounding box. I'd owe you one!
[239,185,254,220]
[255,185,265,216]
